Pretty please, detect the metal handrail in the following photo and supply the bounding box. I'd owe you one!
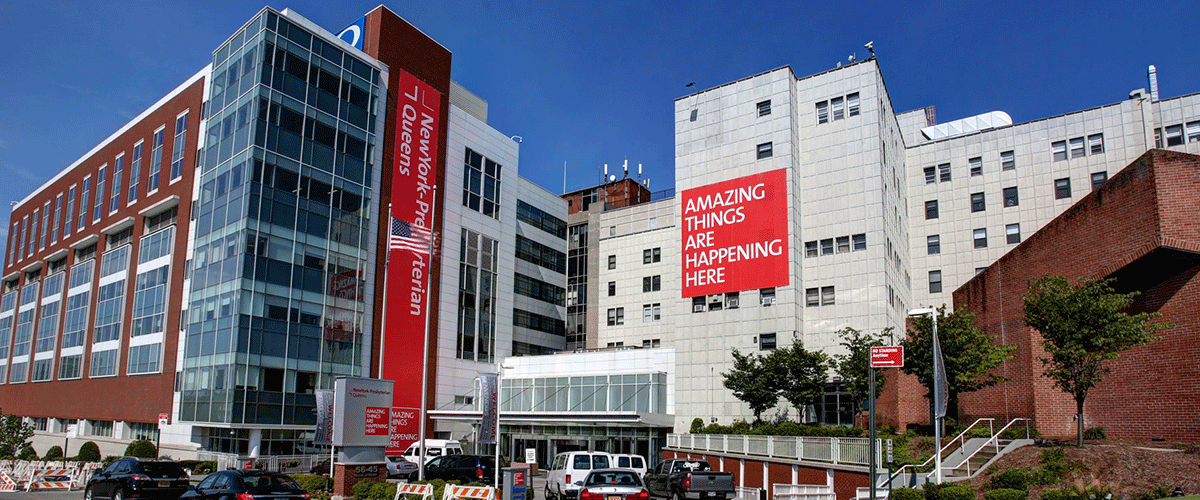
[887,418,994,484]
[952,418,1031,477]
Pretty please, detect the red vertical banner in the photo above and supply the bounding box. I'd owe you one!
[384,70,442,453]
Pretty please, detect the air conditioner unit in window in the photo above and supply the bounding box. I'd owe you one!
[693,304,706,313]
[761,296,775,305]
[727,298,739,308]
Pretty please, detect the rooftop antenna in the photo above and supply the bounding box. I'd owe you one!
[864,41,874,57]
[848,53,856,63]
[622,159,628,178]
[603,163,608,184]
[638,162,643,180]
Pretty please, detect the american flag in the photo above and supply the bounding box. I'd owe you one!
[391,217,432,253]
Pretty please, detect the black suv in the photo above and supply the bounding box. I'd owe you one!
[421,455,500,483]
[179,470,310,500]
[84,457,189,500]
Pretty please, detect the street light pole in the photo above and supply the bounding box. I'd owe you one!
[908,308,942,484]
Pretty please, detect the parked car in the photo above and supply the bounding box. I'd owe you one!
[402,439,464,465]
[179,470,310,500]
[84,457,190,500]
[546,451,612,500]
[419,454,500,483]
[577,469,649,500]
[386,455,419,479]
[610,454,648,476]
[644,459,735,500]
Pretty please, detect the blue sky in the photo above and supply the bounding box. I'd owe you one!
[0,0,1197,251]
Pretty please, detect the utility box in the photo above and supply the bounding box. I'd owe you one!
[502,468,527,500]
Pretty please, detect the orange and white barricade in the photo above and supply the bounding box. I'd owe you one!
[442,484,496,500]
[394,482,435,500]
[25,468,76,491]
[0,471,19,492]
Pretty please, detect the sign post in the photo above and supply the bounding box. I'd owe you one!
[869,346,904,500]
[157,413,169,458]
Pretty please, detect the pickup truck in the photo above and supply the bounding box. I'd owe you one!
[644,459,736,500]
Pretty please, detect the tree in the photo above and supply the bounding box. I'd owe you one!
[44,445,64,461]
[834,327,892,422]
[1023,276,1171,447]
[722,349,778,423]
[0,409,35,458]
[901,306,1015,421]
[766,336,829,419]
[124,439,158,458]
[77,441,101,462]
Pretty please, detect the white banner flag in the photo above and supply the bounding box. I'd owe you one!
[479,373,498,445]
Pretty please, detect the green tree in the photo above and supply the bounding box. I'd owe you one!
[77,441,101,462]
[765,336,829,419]
[44,445,64,461]
[1023,276,1171,447]
[0,409,35,458]
[722,349,777,423]
[901,306,1015,421]
[834,327,892,417]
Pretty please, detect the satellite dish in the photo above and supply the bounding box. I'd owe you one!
[609,174,616,182]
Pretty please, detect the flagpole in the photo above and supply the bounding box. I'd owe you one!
[417,186,438,481]
[379,203,391,379]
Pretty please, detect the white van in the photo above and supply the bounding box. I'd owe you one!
[400,439,463,465]
[546,451,612,500]
[610,454,647,476]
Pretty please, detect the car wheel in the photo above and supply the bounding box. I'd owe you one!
[545,486,555,500]
[84,488,94,500]
[114,490,124,500]
[672,492,683,500]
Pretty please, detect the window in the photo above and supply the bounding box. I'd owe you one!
[756,142,773,159]
[608,281,616,296]
[1054,178,1071,199]
[805,241,818,257]
[973,228,987,248]
[971,192,985,212]
[847,93,860,117]
[1006,223,1021,244]
[820,286,835,306]
[836,236,850,253]
[929,270,942,294]
[760,288,776,305]
[607,255,616,270]
[831,97,844,120]
[938,163,951,182]
[171,112,189,180]
[1188,121,1200,143]
[805,288,819,307]
[725,292,739,309]
[94,165,106,222]
[606,307,624,326]
[642,275,661,292]
[923,166,936,184]
[925,200,939,219]
[820,239,834,255]
[643,303,661,322]
[64,186,75,237]
[1001,150,1015,171]
[1003,186,1019,207]
[852,233,866,251]
[759,333,777,350]
[1088,133,1104,154]
[976,267,987,275]
[517,200,568,239]
[643,247,661,264]
[927,235,940,255]
[463,148,503,218]
[110,154,123,213]
[1069,137,1085,159]
[1155,128,1163,148]
[816,101,829,124]
[149,128,164,192]
[129,141,142,203]
[79,176,90,230]
[1165,124,1184,146]
[757,100,771,117]
[1091,171,1108,191]
[692,296,705,313]
[969,157,982,176]
[1052,141,1067,161]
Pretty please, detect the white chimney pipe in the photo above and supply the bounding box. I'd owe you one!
[1148,65,1159,102]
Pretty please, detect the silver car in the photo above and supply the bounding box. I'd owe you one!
[577,469,649,500]
[386,456,419,479]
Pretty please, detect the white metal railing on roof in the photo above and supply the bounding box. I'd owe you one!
[666,433,882,466]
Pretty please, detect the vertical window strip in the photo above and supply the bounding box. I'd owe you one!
[149,129,164,192]
[171,113,188,180]
[129,142,143,203]
[110,154,124,212]
[94,166,106,222]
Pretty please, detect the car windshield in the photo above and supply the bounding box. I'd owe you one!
[586,471,641,487]
[137,462,186,477]
[241,473,301,491]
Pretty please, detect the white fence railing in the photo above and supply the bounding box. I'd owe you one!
[666,434,883,466]
[194,451,327,473]
[735,486,763,500]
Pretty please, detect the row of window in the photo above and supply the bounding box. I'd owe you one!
[1051,134,1104,161]
[804,234,867,257]
[513,308,565,336]
[816,93,860,124]
[517,200,567,240]
[688,288,776,313]
[923,150,1016,185]
[643,247,661,264]
[927,224,1022,255]
[514,273,566,306]
[804,286,836,307]
[1155,121,1200,147]
[924,172,1110,220]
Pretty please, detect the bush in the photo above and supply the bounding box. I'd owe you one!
[893,488,925,500]
[939,485,974,500]
[77,441,101,462]
[18,445,37,460]
[351,479,397,500]
[1128,484,1176,500]
[1041,485,1113,500]
[1039,447,1065,465]
[1082,427,1106,440]
[987,468,1033,491]
[986,489,1028,500]
[44,446,64,461]
[291,474,329,494]
[124,440,157,458]
[102,456,120,466]
[177,460,217,474]
[690,418,704,433]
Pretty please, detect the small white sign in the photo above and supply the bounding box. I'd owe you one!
[525,448,537,464]
[66,424,78,439]
[159,413,170,428]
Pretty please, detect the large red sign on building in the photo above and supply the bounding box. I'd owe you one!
[383,69,441,453]
[680,169,790,297]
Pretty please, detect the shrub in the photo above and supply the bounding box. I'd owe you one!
[986,489,1028,500]
[77,441,101,462]
[1039,447,1065,465]
[690,418,705,433]
[351,479,397,500]
[44,446,64,461]
[291,474,329,494]
[177,460,217,474]
[892,488,925,500]
[18,445,37,460]
[102,456,120,466]
[1041,485,1113,500]
[987,468,1033,491]
[351,479,381,499]
[124,440,157,458]
[1128,484,1176,500]
[1082,427,1106,440]
[939,485,974,500]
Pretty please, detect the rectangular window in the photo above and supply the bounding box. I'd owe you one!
[1091,171,1108,191]
[149,128,164,192]
[852,233,866,251]
[1165,124,1184,146]
[1187,121,1200,143]
[642,303,661,322]
[760,288,776,305]
[110,154,124,212]
[39,203,49,250]
[847,93,860,117]
[93,165,106,222]
[831,97,844,120]
[1155,128,1163,148]
[692,296,705,313]
[1055,178,1071,199]
[462,148,503,219]
[971,192,985,212]
[608,281,616,296]
[805,288,819,307]
[1006,223,1021,244]
[973,228,987,248]
[757,100,771,117]
[756,142,773,159]
[925,200,939,219]
[759,333,777,350]
[51,194,61,244]
[129,141,142,203]
[820,238,834,255]
[929,270,942,294]
[64,186,75,236]
[816,101,829,124]
[1003,186,1019,207]
[615,307,624,325]
[607,255,616,270]
[969,157,982,176]
[836,236,850,253]
[1070,137,1085,158]
[820,286,835,306]
[1052,140,1067,161]
[927,235,940,255]
[1088,133,1104,154]
[923,166,936,185]
[171,112,188,180]
[938,163,951,182]
[642,247,661,264]
[642,275,661,292]
[1001,150,1015,171]
[805,241,818,258]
